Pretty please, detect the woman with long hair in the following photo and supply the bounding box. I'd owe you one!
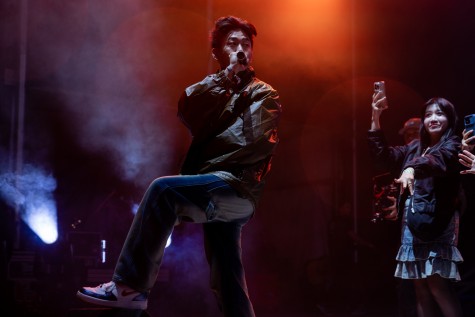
[368,92,464,317]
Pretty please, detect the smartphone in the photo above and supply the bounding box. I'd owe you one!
[465,114,475,135]
[373,81,387,109]
[374,81,385,94]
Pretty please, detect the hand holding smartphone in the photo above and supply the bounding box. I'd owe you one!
[465,114,475,135]
[373,81,388,110]
[464,114,475,146]
[374,81,386,95]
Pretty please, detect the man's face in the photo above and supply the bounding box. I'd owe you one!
[214,30,253,68]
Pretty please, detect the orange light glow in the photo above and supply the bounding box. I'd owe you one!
[262,0,352,68]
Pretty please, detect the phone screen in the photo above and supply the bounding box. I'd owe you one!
[374,81,384,92]
[465,114,475,134]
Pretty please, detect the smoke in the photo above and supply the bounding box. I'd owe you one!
[0,164,56,209]
[73,94,178,187]
[0,164,58,244]
[52,6,209,190]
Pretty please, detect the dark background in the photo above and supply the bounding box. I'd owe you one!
[1,0,475,316]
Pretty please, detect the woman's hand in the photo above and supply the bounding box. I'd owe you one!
[370,90,388,131]
[395,167,415,195]
[459,150,475,174]
[461,129,475,152]
[372,90,388,112]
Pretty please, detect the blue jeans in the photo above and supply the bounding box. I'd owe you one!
[112,173,255,317]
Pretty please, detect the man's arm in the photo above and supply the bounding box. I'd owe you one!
[177,72,234,137]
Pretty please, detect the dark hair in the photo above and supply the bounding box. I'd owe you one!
[210,16,257,49]
[419,97,458,152]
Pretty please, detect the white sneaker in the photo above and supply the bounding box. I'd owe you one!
[77,281,148,310]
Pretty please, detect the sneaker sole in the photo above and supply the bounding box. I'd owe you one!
[76,290,147,310]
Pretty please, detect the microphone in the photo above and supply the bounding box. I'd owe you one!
[237,52,248,66]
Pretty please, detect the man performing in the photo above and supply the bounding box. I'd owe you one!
[76,16,282,317]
